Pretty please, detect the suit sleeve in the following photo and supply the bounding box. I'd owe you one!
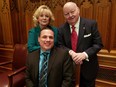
[58,27,71,51]
[84,21,103,57]
[25,55,34,87]
[52,26,58,46]
[62,51,74,87]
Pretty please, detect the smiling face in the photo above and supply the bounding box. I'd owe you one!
[63,2,80,25]
[38,11,50,28]
[38,29,54,51]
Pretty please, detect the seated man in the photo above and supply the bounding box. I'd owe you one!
[25,27,74,87]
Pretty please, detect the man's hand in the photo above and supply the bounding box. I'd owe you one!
[69,50,86,64]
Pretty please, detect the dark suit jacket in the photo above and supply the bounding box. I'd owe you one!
[25,46,74,87]
[58,17,103,80]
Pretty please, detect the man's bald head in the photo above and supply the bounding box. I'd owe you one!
[63,2,77,11]
[63,2,80,25]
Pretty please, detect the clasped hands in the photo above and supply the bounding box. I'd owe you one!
[69,50,86,64]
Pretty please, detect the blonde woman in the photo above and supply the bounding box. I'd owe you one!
[27,5,58,53]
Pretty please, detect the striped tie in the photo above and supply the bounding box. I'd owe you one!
[39,52,49,87]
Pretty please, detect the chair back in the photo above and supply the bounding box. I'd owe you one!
[12,44,27,70]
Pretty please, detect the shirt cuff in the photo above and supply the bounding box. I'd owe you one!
[83,52,89,62]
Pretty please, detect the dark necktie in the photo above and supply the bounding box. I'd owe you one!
[39,52,49,87]
[71,25,78,52]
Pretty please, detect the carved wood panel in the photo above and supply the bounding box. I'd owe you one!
[110,0,116,53]
[0,0,13,48]
[95,0,112,52]
[80,0,94,19]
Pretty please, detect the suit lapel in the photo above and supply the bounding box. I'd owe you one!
[64,23,72,48]
[34,50,40,79]
[47,47,57,75]
[77,18,86,48]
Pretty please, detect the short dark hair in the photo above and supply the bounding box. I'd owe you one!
[39,26,54,37]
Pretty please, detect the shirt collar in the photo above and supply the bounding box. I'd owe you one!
[40,49,50,55]
[70,16,80,29]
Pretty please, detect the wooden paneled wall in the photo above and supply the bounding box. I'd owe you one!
[0,0,116,86]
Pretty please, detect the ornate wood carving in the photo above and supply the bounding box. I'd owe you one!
[80,0,94,19]
[95,0,112,52]
[1,0,9,14]
[0,0,13,48]
[24,0,38,12]
[10,0,19,12]
[110,0,116,52]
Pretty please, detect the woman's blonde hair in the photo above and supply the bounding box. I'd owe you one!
[33,5,55,27]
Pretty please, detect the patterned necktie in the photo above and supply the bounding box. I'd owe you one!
[39,52,49,87]
[71,25,78,52]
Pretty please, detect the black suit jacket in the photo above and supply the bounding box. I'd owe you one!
[58,17,103,80]
[25,46,74,87]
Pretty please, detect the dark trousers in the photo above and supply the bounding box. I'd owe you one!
[79,74,96,87]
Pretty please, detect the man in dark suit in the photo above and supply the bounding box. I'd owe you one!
[58,2,103,87]
[25,27,74,87]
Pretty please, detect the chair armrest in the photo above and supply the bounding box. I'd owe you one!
[8,66,26,87]
[0,61,12,66]
[8,66,26,77]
